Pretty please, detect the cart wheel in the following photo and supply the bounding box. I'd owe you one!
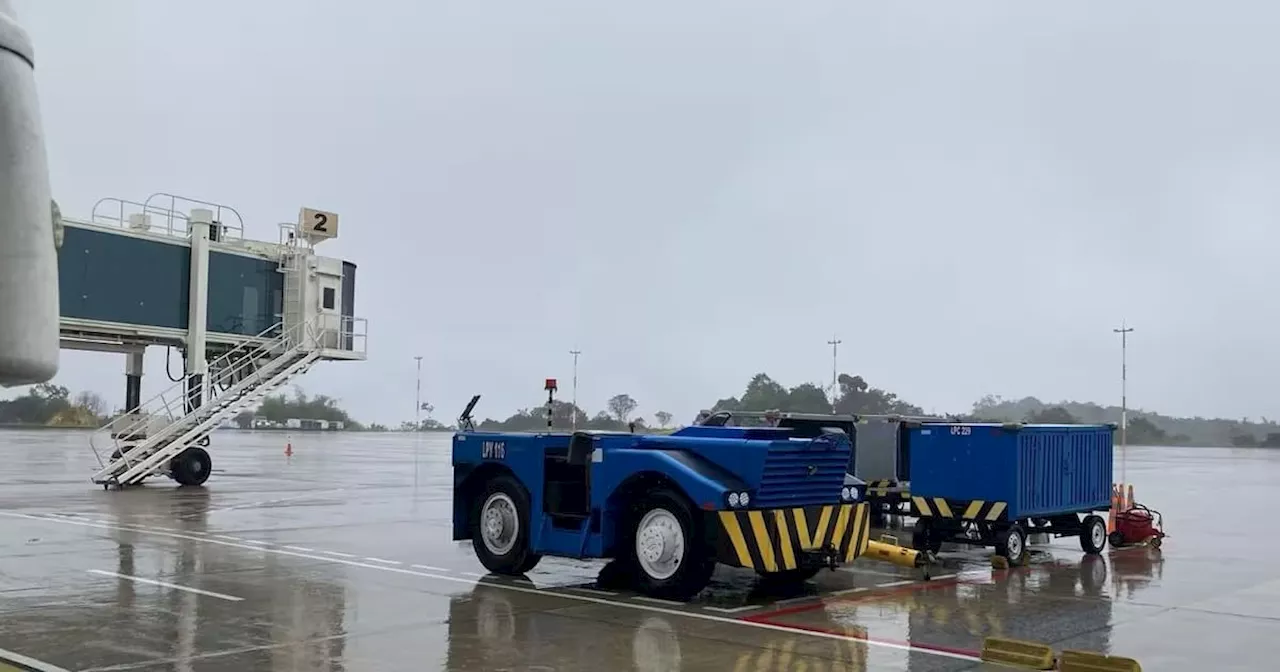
[1079,515,1107,554]
[995,524,1028,566]
[1150,536,1163,549]
[1108,531,1125,548]
[623,488,715,601]
[470,474,542,575]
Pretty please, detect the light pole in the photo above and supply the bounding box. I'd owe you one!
[414,355,423,432]
[827,336,842,407]
[569,349,582,430]
[1113,323,1133,486]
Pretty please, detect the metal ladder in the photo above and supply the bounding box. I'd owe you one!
[88,317,322,487]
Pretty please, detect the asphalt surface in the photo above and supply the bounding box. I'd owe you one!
[0,429,1273,671]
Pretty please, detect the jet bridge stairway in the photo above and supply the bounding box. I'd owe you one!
[89,320,321,488]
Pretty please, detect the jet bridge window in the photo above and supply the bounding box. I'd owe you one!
[322,287,336,310]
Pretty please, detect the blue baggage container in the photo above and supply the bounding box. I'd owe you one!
[904,422,1116,562]
[908,422,1113,518]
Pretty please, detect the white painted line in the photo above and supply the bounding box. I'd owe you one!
[930,573,958,581]
[86,569,243,602]
[322,551,357,558]
[241,540,268,546]
[703,604,761,614]
[840,566,906,578]
[363,557,402,566]
[0,645,71,672]
[284,545,315,553]
[410,564,450,572]
[460,571,485,577]
[566,587,619,596]
[828,586,870,596]
[5,512,978,663]
[214,535,242,541]
[874,579,917,589]
[631,596,686,606]
[202,488,347,514]
[774,595,819,607]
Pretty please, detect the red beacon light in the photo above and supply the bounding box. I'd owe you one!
[544,378,558,392]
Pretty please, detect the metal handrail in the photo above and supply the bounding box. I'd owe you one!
[103,342,320,484]
[143,192,245,239]
[88,320,293,468]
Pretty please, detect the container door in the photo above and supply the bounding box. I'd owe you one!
[317,275,342,348]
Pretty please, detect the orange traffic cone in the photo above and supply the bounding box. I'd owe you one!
[285,434,293,457]
[1107,484,1118,533]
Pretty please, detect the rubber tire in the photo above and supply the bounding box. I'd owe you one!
[469,475,542,575]
[170,447,212,486]
[1079,515,1107,554]
[995,523,1028,566]
[1108,531,1125,548]
[622,488,715,601]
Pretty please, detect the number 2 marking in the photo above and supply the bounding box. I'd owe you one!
[312,212,328,232]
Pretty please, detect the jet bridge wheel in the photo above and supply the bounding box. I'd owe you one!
[621,488,715,601]
[470,474,542,575]
[170,447,212,487]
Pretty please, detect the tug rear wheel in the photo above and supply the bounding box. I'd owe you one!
[170,447,212,486]
[470,475,542,575]
[623,489,714,601]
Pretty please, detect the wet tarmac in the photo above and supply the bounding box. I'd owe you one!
[0,430,1274,670]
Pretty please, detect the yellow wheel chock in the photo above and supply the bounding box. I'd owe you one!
[1059,649,1143,672]
[980,637,1055,670]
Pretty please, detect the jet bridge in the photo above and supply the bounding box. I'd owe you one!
[57,193,367,488]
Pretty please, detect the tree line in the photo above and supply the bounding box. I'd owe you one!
[467,372,1280,448]
[469,371,925,435]
[0,383,109,427]
[10,374,1280,449]
[966,395,1280,448]
[232,388,361,429]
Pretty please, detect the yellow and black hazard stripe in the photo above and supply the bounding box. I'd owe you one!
[715,503,871,572]
[910,496,1007,522]
[865,479,907,497]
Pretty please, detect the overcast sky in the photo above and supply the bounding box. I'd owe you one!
[9,1,1280,426]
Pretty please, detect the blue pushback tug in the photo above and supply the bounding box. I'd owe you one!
[450,390,919,600]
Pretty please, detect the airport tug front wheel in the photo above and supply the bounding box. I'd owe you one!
[470,475,542,575]
[624,489,715,601]
[170,447,211,486]
[1079,514,1108,554]
[995,523,1028,566]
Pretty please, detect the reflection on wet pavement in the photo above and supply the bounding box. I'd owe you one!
[0,430,1276,670]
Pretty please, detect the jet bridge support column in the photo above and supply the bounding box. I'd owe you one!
[185,209,212,413]
[124,350,143,413]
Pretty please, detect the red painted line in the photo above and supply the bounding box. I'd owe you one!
[742,575,966,621]
[746,617,983,659]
